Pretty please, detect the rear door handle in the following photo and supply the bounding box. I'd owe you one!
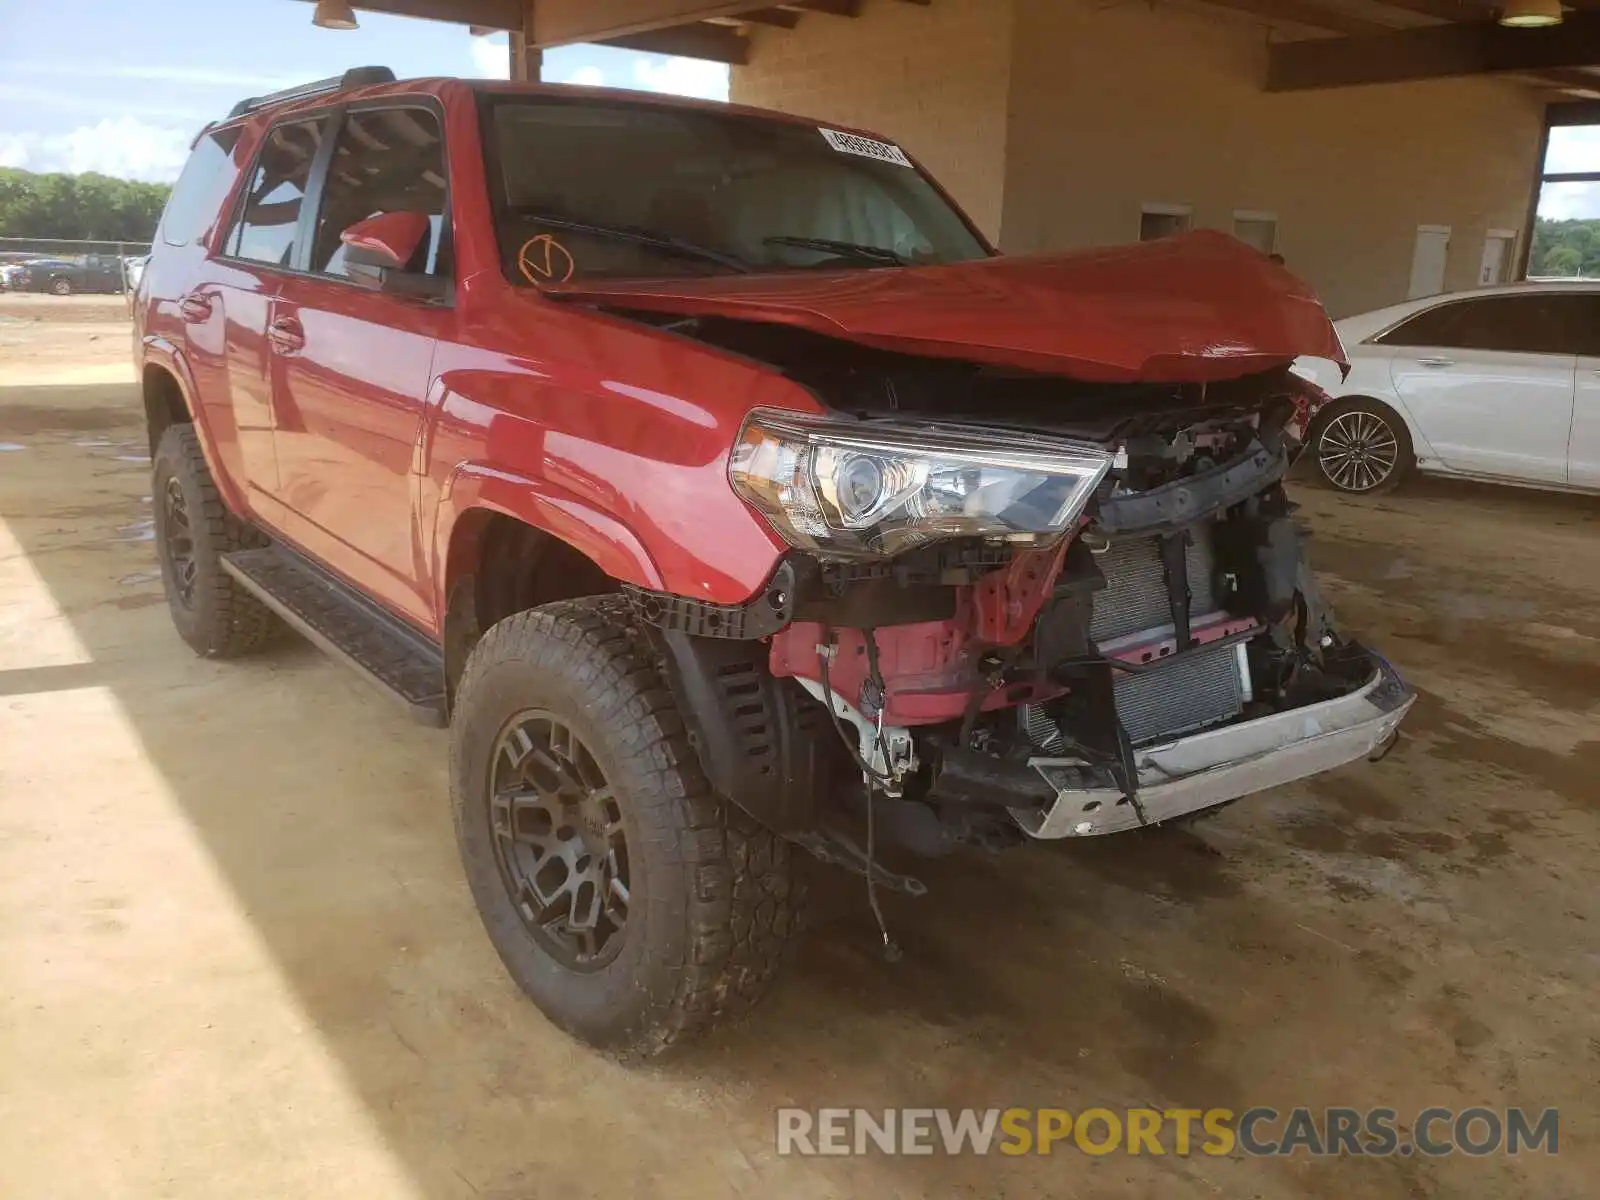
[1416,356,1455,368]
[178,293,212,322]
[268,316,305,353]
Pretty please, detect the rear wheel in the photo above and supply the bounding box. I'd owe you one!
[450,596,804,1058]
[152,424,279,657]
[49,277,72,296]
[1311,399,1413,495]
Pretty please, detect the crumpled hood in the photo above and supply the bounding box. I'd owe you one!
[546,229,1347,384]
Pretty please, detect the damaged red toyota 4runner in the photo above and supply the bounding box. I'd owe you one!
[134,69,1414,1057]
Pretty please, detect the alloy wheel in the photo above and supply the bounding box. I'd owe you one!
[1319,409,1400,493]
[162,476,199,606]
[489,711,630,970]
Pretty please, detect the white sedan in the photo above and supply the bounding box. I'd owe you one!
[1293,282,1600,495]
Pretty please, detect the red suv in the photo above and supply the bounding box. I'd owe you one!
[135,68,1413,1057]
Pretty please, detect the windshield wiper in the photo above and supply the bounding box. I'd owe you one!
[516,210,754,274]
[763,235,907,266]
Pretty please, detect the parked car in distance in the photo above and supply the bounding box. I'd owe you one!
[1294,282,1600,495]
[3,254,128,295]
[135,67,1415,1058]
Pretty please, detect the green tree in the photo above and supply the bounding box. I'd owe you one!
[1530,216,1600,278]
[0,167,172,242]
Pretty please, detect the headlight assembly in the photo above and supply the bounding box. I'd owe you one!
[729,410,1114,560]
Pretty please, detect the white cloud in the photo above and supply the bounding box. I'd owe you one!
[548,64,608,87]
[0,61,298,90]
[1539,181,1600,221]
[1545,124,1600,175]
[469,33,510,80]
[0,117,193,182]
[0,82,210,123]
[631,56,728,102]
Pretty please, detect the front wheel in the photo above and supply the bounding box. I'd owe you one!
[1311,399,1413,495]
[49,277,72,296]
[450,595,804,1058]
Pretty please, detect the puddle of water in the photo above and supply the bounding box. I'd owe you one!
[0,443,25,452]
[114,517,155,543]
[118,570,162,586]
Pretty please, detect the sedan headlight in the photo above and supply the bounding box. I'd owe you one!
[729,410,1114,560]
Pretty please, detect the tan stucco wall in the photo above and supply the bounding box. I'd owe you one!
[1003,0,1545,317]
[730,0,1015,240]
[732,0,1546,319]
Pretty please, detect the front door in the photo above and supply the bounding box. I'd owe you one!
[268,104,452,627]
[1378,292,1577,485]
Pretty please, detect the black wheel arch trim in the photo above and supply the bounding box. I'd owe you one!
[650,628,832,837]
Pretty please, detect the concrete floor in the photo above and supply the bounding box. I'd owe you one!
[1,295,1596,1199]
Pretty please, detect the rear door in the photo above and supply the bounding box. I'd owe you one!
[201,116,330,506]
[268,102,451,627]
[1379,293,1577,485]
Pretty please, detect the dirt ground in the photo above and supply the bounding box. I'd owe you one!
[1,293,1596,1199]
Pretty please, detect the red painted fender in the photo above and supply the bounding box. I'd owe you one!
[431,462,665,624]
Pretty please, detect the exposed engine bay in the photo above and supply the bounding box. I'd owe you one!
[623,314,1412,876]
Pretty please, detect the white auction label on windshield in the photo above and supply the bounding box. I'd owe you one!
[819,128,913,168]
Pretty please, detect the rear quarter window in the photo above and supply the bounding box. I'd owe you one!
[159,127,244,248]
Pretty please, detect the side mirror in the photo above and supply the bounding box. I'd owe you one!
[340,212,446,299]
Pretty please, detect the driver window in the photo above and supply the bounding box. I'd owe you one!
[309,106,448,279]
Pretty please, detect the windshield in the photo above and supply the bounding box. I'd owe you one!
[481,94,989,283]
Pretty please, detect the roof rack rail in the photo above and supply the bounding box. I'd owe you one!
[227,65,396,120]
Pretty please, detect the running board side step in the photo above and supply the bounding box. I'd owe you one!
[221,545,447,727]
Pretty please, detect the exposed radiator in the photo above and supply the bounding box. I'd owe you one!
[1092,527,1246,746]
[1090,527,1217,643]
[1113,640,1246,745]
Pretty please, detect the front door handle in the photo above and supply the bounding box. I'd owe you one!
[1417,356,1455,368]
[268,316,305,353]
[178,292,212,323]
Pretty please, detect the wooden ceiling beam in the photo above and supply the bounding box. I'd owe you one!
[290,0,525,30]
[707,7,801,27]
[1362,0,1493,20]
[786,0,862,17]
[1195,0,1391,37]
[599,22,751,63]
[1268,12,1600,91]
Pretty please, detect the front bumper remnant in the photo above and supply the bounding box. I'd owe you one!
[1013,662,1414,838]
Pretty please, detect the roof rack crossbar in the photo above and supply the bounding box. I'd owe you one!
[227,66,396,120]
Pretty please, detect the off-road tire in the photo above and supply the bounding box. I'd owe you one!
[450,595,805,1058]
[152,424,278,657]
[1308,398,1414,496]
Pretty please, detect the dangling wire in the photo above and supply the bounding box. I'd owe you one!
[814,627,901,963]
[864,702,901,963]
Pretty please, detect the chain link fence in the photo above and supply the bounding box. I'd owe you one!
[0,237,154,295]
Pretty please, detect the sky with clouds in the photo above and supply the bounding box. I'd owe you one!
[0,0,728,183]
[4,0,1600,222]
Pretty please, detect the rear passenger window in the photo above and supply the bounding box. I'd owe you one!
[308,106,449,278]
[1376,294,1581,356]
[225,118,325,268]
[160,127,242,247]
